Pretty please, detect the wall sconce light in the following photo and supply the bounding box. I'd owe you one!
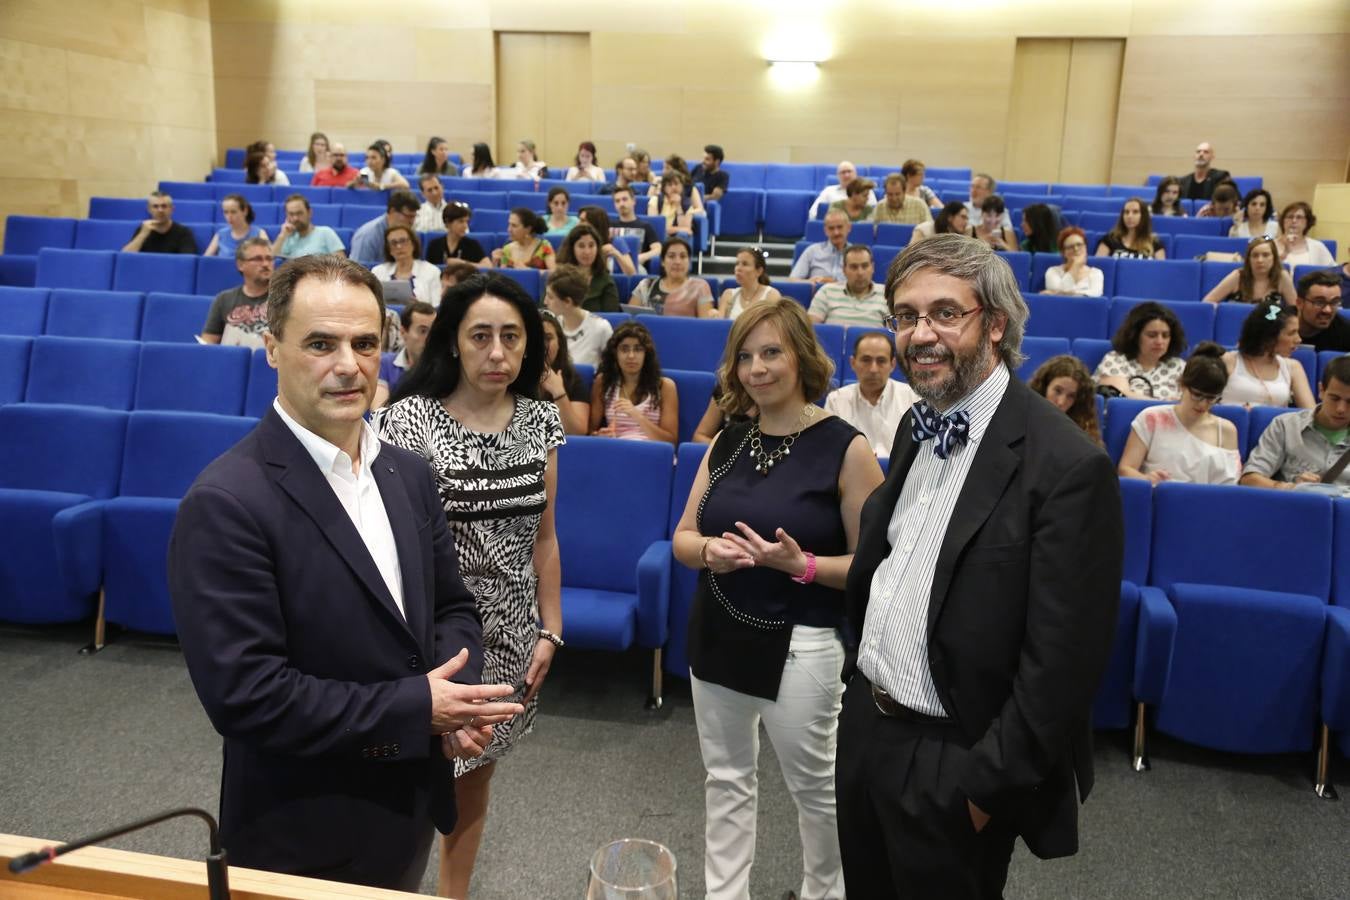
[767,59,820,88]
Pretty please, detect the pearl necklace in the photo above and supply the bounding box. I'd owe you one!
[748,405,816,475]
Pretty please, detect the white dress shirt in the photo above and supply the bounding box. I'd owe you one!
[824,380,919,457]
[809,184,848,219]
[857,364,1010,716]
[273,399,406,620]
[414,200,447,233]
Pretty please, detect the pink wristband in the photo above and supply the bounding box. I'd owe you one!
[790,552,817,585]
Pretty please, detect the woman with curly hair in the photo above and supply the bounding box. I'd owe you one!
[588,321,678,444]
[1028,355,1102,444]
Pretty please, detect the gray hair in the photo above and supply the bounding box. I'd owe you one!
[883,234,1028,369]
[267,254,384,339]
[234,235,271,263]
[974,172,997,192]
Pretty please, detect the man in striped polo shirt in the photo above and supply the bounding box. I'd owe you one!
[808,245,889,327]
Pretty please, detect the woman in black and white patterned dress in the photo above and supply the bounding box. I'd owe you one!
[374,273,564,899]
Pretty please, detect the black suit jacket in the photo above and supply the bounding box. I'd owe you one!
[1179,168,1231,201]
[844,375,1122,859]
[168,409,483,886]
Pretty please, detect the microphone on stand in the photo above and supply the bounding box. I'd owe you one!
[8,806,230,900]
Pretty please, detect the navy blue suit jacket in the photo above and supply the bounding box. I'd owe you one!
[168,408,482,887]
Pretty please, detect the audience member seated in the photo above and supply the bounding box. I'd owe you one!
[973,195,1016,251]
[589,321,678,444]
[597,156,640,196]
[1229,188,1279,240]
[509,139,546,180]
[829,178,877,224]
[544,265,613,367]
[901,158,942,209]
[1150,176,1186,217]
[309,142,360,187]
[1294,270,1349,352]
[373,300,436,409]
[200,237,272,348]
[1042,226,1104,297]
[1094,301,1187,400]
[1202,237,1296,305]
[121,191,198,254]
[810,161,857,219]
[631,148,660,194]
[425,202,488,267]
[371,226,442,305]
[413,173,449,233]
[1096,198,1165,259]
[349,190,419,265]
[204,193,268,257]
[244,139,274,165]
[872,172,932,226]
[575,206,633,275]
[688,144,729,202]
[631,237,714,317]
[809,245,887,326]
[1118,343,1240,485]
[544,187,580,236]
[791,209,852,284]
[909,201,972,246]
[719,247,781,320]
[692,385,752,444]
[272,194,345,260]
[463,141,498,178]
[1276,201,1335,267]
[1028,355,1102,445]
[662,155,705,207]
[558,223,619,313]
[245,150,290,186]
[492,207,557,271]
[439,259,479,294]
[1240,355,1350,493]
[609,186,661,269]
[298,131,328,174]
[539,310,591,435]
[1019,203,1059,253]
[965,173,1011,229]
[1221,303,1315,409]
[648,171,703,238]
[823,332,917,456]
[355,142,410,191]
[1195,182,1239,219]
[418,136,453,176]
[1178,141,1231,201]
[566,141,605,182]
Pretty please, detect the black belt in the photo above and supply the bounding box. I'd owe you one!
[869,681,953,725]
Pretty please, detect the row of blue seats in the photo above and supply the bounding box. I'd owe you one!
[8,248,260,297]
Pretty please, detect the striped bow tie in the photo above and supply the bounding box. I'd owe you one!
[911,401,970,460]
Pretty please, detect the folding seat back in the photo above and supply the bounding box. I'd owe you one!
[0,286,51,336]
[996,251,1031,290]
[75,220,139,251]
[470,210,510,233]
[999,181,1049,195]
[196,256,241,296]
[813,323,847,378]
[274,185,331,205]
[1245,405,1292,457]
[772,280,814,310]
[1114,258,1202,302]
[1055,185,1112,198]
[4,215,76,254]
[507,191,548,213]
[874,223,915,247]
[1335,500,1350,609]
[643,316,732,372]
[141,293,213,343]
[665,440,710,678]
[1078,212,1118,234]
[718,163,766,190]
[1153,216,1228,236]
[1072,337,1112,373]
[112,252,196,295]
[134,342,250,415]
[1015,336,1071,382]
[89,198,151,220]
[0,335,33,403]
[119,411,256,498]
[924,167,970,182]
[667,369,717,444]
[211,183,268,203]
[762,191,815,239]
[1103,397,1167,462]
[341,206,381,229]
[491,267,540,300]
[25,335,140,410]
[447,190,508,210]
[1063,195,1120,214]
[763,165,815,191]
[1175,235,1248,259]
[1109,297,1214,346]
[244,349,278,417]
[1024,295,1109,340]
[44,289,143,340]
[158,181,214,201]
[872,245,903,279]
[717,190,764,236]
[175,200,215,223]
[0,403,127,497]
[1212,301,1252,347]
[1199,260,1241,298]
[245,202,282,226]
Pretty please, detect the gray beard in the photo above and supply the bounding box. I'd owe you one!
[900,327,995,409]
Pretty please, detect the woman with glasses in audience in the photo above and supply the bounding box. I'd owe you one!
[671,299,882,900]
[425,203,489,268]
[356,142,409,190]
[418,136,453,176]
[203,193,268,257]
[589,321,678,444]
[1151,176,1187,217]
[1028,355,1102,445]
[374,274,563,900]
[1096,198,1165,259]
[1230,188,1280,240]
[649,171,703,238]
[510,139,547,180]
[557,223,619,313]
[1094,301,1188,400]
[908,200,972,245]
[492,208,556,271]
[1041,226,1105,297]
[1202,237,1296,305]
[371,225,442,305]
[544,187,579,237]
[244,151,289,186]
[298,132,329,173]
[1221,303,1315,409]
[540,310,591,435]
[566,142,606,183]
[900,158,942,208]
[719,247,782,320]
[1019,203,1059,253]
[631,237,714,317]
[1118,342,1241,485]
[1275,202,1335,268]
[973,195,1016,251]
[464,142,498,178]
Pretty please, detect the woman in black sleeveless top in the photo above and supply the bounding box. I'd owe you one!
[673,299,884,900]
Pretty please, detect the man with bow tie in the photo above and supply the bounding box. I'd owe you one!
[836,234,1123,899]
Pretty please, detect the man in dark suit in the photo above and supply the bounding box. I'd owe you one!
[836,234,1122,899]
[1177,141,1231,201]
[169,254,523,891]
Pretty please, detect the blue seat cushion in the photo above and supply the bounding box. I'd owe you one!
[103,497,180,635]
[560,587,638,653]
[0,489,97,624]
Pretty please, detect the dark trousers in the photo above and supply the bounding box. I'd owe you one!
[835,675,1017,900]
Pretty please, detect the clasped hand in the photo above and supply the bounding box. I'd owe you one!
[427,648,524,760]
[705,521,808,578]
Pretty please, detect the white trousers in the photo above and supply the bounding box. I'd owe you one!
[691,625,847,900]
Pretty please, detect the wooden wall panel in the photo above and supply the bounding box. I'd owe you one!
[1004,40,1071,182]
[1060,39,1124,185]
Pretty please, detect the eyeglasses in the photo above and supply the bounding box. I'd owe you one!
[242,256,273,264]
[1187,390,1221,404]
[883,306,983,334]
[1306,298,1343,311]
[388,237,412,247]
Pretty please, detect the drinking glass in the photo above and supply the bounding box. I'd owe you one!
[585,839,677,899]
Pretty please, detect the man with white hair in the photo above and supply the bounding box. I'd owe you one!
[809,161,859,219]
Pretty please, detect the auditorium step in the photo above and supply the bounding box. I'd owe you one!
[698,238,796,278]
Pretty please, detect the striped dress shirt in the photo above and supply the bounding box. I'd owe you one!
[857,363,1010,716]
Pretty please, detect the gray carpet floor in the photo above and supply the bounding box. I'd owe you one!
[1,624,1347,899]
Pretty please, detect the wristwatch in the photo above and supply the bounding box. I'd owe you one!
[538,628,565,648]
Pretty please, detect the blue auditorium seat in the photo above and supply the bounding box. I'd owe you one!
[1245,404,1291,457]
[872,245,903,280]
[763,191,815,239]
[805,220,873,245]
[243,349,277,417]
[5,216,76,254]
[1213,301,1252,346]
[1141,484,1331,755]
[113,252,197,295]
[447,190,508,211]
[89,198,152,220]
[0,404,127,624]
[719,163,766,190]
[773,280,814,310]
[75,220,140,251]
[26,335,140,410]
[643,316,733,372]
[1199,260,1241,298]
[195,256,241,296]
[140,293,212,343]
[158,181,214,201]
[1103,398,1247,465]
[0,334,33,403]
[38,245,117,292]
[813,323,847,379]
[996,251,1031,290]
[718,190,764,236]
[555,437,673,701]
[1062,195,1122,214]
[1152,216,1229,237]
[1072,338,1112,373]
[763,165,816,191]
[1093,475,1152,730]
[0,254,38,288]
[470,210,509,232]
[210,183,269,203]
[491,267,540,300]
[304,203,342,228]
[1319,351,1346,391]
[340,206,382,229]
[45,289,144,340]
[665,441,709,680]
[1174,235,1249,259]
[1113,259,1202,303]
[0,286,51,336]
[273,185,331,205]
[135,342,250,415]
[667,369,717,444]
[1029,255,1116,295]
[1078,212,1118,234]
[873,224,915,247]
[1324,605,1350,760]
[1015,336,1071,382]
[1025,295,1110,340]
[1109,298,1214,346]
[507,191,548,213]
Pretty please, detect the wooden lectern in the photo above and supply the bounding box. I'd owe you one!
[0,833,425,899]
